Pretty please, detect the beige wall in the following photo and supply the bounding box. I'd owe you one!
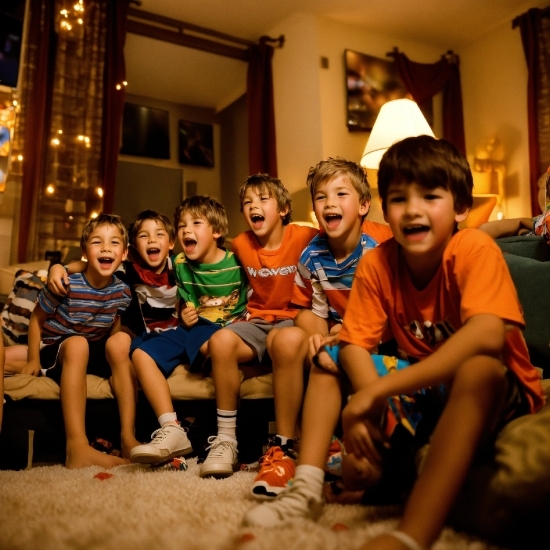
[462,19,529,219]
[121,94,222,201]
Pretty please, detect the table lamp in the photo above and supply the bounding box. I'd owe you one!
[360,98,435,169]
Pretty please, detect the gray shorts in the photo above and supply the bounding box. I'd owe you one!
[224,318,294,362]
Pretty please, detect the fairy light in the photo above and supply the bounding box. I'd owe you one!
[96,187,104,198]
[46,184,55,195]
[90,211,99,219]
[17,154,23,161]
[51,138,60,146]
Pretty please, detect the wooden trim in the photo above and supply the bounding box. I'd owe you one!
[127,7,252,61]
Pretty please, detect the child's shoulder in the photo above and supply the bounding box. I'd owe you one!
[287,223,318,243]
[448,227,500,254]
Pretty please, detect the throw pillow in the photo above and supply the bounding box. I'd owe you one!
[1,269,47,346]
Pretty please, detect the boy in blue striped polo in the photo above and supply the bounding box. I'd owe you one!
[25,214,132,469]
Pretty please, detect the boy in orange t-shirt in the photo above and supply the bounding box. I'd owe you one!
[199,174,317,479]
[243,136,544,550]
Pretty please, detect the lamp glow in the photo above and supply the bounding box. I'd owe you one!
[360,98,435,169]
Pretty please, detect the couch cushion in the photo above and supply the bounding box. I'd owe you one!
[0,260,50,297]
[496,235,550,262]
[503,253,550,374]
[1,269,47,346]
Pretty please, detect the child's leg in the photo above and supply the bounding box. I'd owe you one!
[105,331,139,458]
[248,326,309,500]
[59,336,128,469]
[359,356,508,550]
[132,348,175,418]
[200,327,256,478]
[130,347,192,464]
[4,344,29,374]
[244,364,344,526]
[269,326,309,440]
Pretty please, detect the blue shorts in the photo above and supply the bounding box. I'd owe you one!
[130,320,220,376]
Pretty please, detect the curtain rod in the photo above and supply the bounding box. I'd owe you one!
[126,7,284,61]
[512,5,550,28]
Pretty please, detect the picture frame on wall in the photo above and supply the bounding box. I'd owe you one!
[344,49,433,132]
[178,120,214,167]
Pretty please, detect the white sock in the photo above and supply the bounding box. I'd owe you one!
[293,464,325,497]
[158,412,178,427]
[217,409,237,444]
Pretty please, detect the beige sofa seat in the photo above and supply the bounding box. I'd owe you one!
[3,365,274,401]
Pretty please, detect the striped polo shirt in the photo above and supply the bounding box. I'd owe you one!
[38,272,131,346]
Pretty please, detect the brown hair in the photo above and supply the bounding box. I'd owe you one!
[307,157,371,206]
[129,210,175,247]
[378,135,473,213]
[174,195,228,246]
[239,174,292,225]
[80,213,128,252]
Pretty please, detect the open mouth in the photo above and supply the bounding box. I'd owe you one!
[98,257,114,268]
[403,225,430,239]
[183,238,197,254]
[147,248,161,261]
[250,213,265,230]
[324,213,342,230]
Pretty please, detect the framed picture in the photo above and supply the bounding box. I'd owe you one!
[178,120,214,167]
[344,49,433,132]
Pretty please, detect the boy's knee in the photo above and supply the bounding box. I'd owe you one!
[454,356,507,396]
[271,327,307,356]
[209,328,238,353]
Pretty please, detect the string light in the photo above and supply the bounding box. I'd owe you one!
[96,187,104,197]
[46,184,55,195]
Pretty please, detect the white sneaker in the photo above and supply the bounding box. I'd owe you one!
[130,424,193,464]
[199,436,239,478]
[243,477,323,528]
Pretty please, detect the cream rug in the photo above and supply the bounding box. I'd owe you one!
[0,460,504,550]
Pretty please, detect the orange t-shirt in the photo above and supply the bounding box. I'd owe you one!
[231,224,318,322]
[361,220,393,243]
[339,229,544,413]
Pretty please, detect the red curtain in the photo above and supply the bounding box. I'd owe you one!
[390,50,466,155]
[247,37,277,177]
[513,8,550,216]
[100,0,129,214]
[18,0,57,262]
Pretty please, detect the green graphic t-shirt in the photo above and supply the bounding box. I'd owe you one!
[172,250,247,326]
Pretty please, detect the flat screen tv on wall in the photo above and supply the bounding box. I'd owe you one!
[120,103,170,160]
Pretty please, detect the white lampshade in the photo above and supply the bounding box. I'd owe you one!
[360,98,435,169]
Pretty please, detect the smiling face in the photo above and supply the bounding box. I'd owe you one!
[241,186,288,245]
[176,210,222,264]
[133,218,173,274]
[384,181,468,267]
[83,223,128,285]
[313,175,369,240]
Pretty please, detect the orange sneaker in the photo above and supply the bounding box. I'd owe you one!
[250,439,297,501]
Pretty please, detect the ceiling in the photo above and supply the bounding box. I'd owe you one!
[124,0,540,111]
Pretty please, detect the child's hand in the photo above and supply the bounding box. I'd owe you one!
[48,264,69,295]
[309,331,341,373]
[180,305,199,328]
[342,388,388,466]
[21,359,41,376]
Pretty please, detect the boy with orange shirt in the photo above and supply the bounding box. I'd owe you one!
[199,174,317,478]
[244,136,544,550]
[249,158,388,500]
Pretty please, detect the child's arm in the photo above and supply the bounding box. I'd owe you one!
[47,261,87,295]
[478,217,533,239]
[109,316,122,335]
[341,313,506,462]
[22,305,48,376]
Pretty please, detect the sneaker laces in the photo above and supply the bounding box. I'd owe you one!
[205,436,236,459]
[148,425,186,446]
[266,478,322,520]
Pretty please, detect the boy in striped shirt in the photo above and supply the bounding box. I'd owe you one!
[25,214,132,469]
